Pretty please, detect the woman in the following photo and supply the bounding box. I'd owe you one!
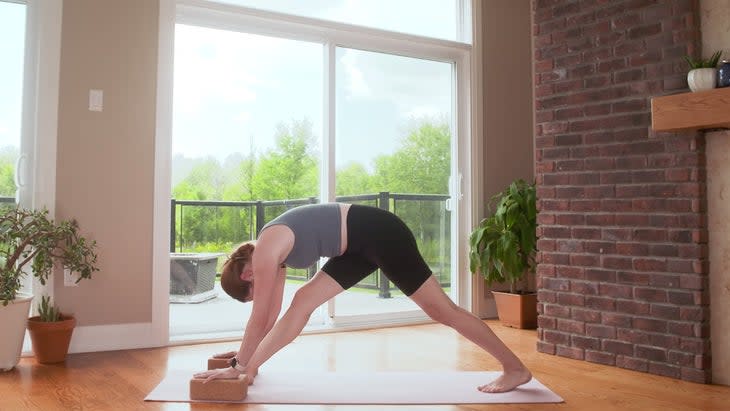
[193,203,532,393]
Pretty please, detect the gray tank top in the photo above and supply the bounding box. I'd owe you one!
[261,203,342,269]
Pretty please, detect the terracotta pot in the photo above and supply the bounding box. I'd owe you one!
[491,291,537,329]
[27,315,76,364]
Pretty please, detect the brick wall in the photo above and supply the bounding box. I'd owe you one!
[532,0,711,383]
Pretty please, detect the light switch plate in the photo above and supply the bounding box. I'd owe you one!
[89,89,103,112]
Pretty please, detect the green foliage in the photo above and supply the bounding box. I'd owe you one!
[0,146,19,197]
[372,122,450,194]
[170,117,453,279]
[37,295,61,322]
[469,179,537,294]
[335,163,374,196]
[685,50,722,69]
[251,119,319,200]
[0,207,99,304]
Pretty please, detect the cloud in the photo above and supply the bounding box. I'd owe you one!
[338,48,452,121]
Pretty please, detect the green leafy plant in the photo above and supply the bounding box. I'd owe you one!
[0,206,99,305]
[469,179,537,294]
[37,295,61,322]
[684,50,723,69]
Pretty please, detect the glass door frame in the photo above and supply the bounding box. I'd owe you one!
[154,0,475,343]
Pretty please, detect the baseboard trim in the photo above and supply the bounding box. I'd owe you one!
[68,322,166,353]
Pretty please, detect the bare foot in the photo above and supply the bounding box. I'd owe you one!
[478,368,532,393]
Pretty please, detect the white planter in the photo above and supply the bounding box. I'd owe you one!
[687,68,717,92]
[0,293,33,371]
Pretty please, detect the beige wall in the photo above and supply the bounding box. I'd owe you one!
[476,1,535,311]
[700,0,730,386]
[54,0,159,325]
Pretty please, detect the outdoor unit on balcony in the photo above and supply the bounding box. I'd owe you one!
[169,253,224,303]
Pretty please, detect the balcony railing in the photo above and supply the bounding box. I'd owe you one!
[171,193,451,297]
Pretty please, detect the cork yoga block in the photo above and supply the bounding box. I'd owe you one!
[207,357,231,370]
[189,375,248,401]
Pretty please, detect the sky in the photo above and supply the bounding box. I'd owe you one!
[172,15,454,172]
[0,2,24,152]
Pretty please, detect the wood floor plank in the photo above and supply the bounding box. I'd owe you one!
[0,321,728,410]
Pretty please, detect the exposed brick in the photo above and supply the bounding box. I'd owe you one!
[681,367,710,384]
[556,345,585,360]
[632,318,667,333]
[572,307,601,323]
[617,328,650,345]
[537,341,556,355]
[537,289,557,304]
[544,303,571,318]
[603,340,634,356]
[617,355,648,373]
[649,334,679,350]
[598,283,632,299]
[544,330,570,345]
[650,304,680,320]
[534,0,706,384]
[667,321,694,337]
[601,312,632,328]
[636,345,667,362]
[586,324,616,339]
[634,288,667,303]
[667,351,694,367]
[558,318,586,334]
[616,300,649,315]
[585,296,616,311]
[558,292,585,306]
[648,362,680,379]
[585,350,616,366]
[617,271,650,285]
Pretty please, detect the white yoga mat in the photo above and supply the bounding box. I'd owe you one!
[145,370,563,405]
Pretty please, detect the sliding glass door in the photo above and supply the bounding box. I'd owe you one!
[331,47,454,323]
[166,0,470,341]
[169,24,324,340]
[0,1,26,204]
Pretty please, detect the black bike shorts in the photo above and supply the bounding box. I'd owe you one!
[321,204,432,296]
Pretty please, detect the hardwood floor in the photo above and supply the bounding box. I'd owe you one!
[1,320,728,410]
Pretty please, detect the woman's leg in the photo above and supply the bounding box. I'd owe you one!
[408,276,532,393]
[245,271,344,379]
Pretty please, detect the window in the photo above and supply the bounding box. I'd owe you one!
[0,1,26,201]
[161,0,473,341]
[209,0,469,42]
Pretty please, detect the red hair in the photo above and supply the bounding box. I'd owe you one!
[220,242,255,303]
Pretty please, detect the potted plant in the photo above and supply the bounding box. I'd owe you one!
[469,179,537,329]
[0,206,98,371]
[27,295,77,364]
[685,50,722,92]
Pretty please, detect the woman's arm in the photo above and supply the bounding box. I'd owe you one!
[234,227,291,366]
[234,257,284,365]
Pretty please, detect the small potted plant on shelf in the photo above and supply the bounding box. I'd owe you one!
[469,179,537,329]
[685,50,722,92]
[0,206,99,371]
[27,295,77,364]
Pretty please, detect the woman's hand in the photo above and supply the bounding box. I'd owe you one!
[193,366,241,383]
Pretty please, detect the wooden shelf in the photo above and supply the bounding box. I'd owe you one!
[651,87,730,132]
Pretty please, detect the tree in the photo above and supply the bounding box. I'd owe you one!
[251,119,319,201]
[335,163,374,196]
[0,146,19,197]
[372,121,450,194]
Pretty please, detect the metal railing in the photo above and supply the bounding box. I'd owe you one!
[171,193,451,297]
